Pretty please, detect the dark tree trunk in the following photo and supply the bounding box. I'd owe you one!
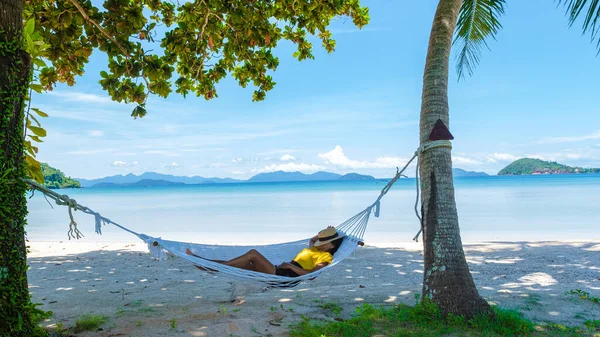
[419,0,491,318]
[0,0,37,335]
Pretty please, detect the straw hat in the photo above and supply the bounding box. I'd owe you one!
[314,227,344,247]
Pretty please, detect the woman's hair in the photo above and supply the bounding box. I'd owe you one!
[328,237,344,255]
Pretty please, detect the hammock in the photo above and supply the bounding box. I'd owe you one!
[140,212,368,287]
[25,141,451,287]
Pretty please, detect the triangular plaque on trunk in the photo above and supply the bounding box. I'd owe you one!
[429,119,454,141]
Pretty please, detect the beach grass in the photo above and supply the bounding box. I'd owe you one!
[289,302,597,337]
[568,289,600,305]
[72,314,108,333]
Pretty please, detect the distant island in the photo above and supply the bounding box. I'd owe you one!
[42,163,81,189]
[452,168,489,177]
[498,158,600,175]
[91,179,186,188]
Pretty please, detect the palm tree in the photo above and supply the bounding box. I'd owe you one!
[419,0,600,317]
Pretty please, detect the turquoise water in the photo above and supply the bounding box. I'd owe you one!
[25,174,600,244]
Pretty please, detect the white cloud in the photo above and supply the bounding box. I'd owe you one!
[48,91,114,104]
[452,156,482,166]
[159,124,180,135]
[257,149,297,156]
[67,148,115,155]
[88,130,104,137]
[111,160,137,168]
[280,154,296,161]
[486,153,520,163]
[318,145,409,169]
[537,130,600,144]
[256,163,325,173]
[228,157,259,166]
[162,162,179,169]
[527,151,586,162]
[143,150,181,157]
[513,147,600,167]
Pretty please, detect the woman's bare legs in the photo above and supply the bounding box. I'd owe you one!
[186,248,276,274]
[185,248,224,272]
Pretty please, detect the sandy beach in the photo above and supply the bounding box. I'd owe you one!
[27,239,600,336]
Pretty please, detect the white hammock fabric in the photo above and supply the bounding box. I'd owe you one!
[138,231,363,287]
[136,201,374,287]
[24,140,452,288]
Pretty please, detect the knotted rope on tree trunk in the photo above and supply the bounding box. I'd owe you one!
[23,178,135,239]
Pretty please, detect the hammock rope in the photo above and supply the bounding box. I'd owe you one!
[24,140,451,286]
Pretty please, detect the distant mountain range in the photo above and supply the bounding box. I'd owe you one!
[77,171,377,187]
[76,172,238,186]
[76,168,487,188]
[91,179,186,188]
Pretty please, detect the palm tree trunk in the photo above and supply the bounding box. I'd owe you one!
[419,0,491,318]
[0,0,37,335]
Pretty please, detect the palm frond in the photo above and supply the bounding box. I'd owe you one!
[556,0,600,53]
[453,0,506,80]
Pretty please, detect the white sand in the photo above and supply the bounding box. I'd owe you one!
[27,240,600,336]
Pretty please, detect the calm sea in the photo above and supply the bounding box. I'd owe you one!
[25,174,600,245]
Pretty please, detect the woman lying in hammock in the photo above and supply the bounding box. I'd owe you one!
[185,226,344,277]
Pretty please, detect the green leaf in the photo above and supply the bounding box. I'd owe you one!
[25,140,33,153]
[24,19,35,36]
[556,0,600,53]
[27,144,39,154]
[30,84,44,93]
[25,154,44,184]
[33,58,47,68]
[28,126,47,137]
[21,0,369,109]
[28,114,41,127]
[131,105,147,119]
[453,0,506,80]
[25,35,34,53]
[32,108,48,117]
[28,135,43,143]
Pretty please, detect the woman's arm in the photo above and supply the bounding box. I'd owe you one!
[308,234,319,248]
[279,262,329,276]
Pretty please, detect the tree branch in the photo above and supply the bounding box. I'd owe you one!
[209,13,234,31]
[192,8,211,79]
[69,0,154,97]
[68,0,129,57]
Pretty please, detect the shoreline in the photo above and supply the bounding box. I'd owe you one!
[26,229,600,247]
[27,240,600,336]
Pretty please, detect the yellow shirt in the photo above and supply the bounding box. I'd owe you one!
[293,247,333,270]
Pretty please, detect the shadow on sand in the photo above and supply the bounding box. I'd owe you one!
[27,241,599,336]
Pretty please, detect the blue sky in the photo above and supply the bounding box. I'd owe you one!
[33,0,600,179]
